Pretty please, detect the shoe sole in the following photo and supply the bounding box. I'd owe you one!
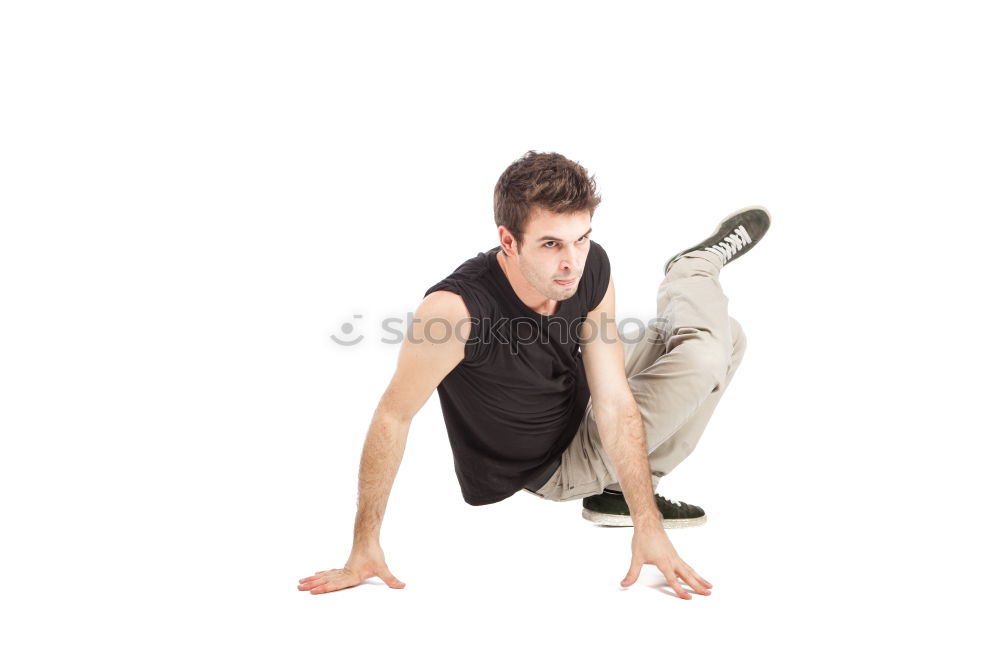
[663,204,771,275]
[581,508,707,529]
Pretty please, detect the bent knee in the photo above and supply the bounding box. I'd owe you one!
[663,325,739,389]
[688,337,731,390]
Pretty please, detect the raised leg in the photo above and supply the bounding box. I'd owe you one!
[601,250,739,490]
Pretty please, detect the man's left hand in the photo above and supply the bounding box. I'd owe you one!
[620,526,713,599]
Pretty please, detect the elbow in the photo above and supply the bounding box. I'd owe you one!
[592,393,640,427]
[374,391,418,426]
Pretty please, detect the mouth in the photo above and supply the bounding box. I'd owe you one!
[554,277,577,287]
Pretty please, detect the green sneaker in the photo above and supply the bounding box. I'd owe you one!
[582,490,707,528]
[663,205,771,275]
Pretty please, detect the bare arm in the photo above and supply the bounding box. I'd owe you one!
[298,290,470,594]
[581,276,661,526]
[581,276,711,599]
[352,291,470,545]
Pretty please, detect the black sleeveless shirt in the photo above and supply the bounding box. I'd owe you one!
[424,241,612,505]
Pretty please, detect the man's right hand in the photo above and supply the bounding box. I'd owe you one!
[297,543,406,594]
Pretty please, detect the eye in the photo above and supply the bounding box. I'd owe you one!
[577,235,590,244]
[544,241,559,248]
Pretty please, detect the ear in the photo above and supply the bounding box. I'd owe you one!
[497,226,519,257]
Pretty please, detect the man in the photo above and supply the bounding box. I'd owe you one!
[297,151,769,599]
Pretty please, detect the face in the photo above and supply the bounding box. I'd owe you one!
[504,207,593,302]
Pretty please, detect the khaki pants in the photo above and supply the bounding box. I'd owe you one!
[523,250,747,502]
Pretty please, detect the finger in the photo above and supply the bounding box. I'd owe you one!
[678,568,710,596]
[621,560,642,587]
[298,571,348,591]
[677,560,712,590]
[309,582,341,594]
[309,574,359,594]
[660,568,691,600]
[298,577,330,591]
[378,569,406,589]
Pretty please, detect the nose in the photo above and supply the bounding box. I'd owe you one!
[559,245,586,274]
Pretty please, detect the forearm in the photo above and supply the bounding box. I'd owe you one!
[594,398,661,530]
[352,407,411,546]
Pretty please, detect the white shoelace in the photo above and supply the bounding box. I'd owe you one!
[704,225,752,263]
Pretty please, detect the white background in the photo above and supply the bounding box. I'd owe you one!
[2,1,998,664]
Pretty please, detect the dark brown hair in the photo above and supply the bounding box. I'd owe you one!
[493,151,602,249]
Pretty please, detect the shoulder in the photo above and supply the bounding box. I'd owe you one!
[424,248,499,320]
[425,249,495,291]
[418,281,476,361]
[589,238,610,261]
[418,289,471,321]
[582,240,612,312]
